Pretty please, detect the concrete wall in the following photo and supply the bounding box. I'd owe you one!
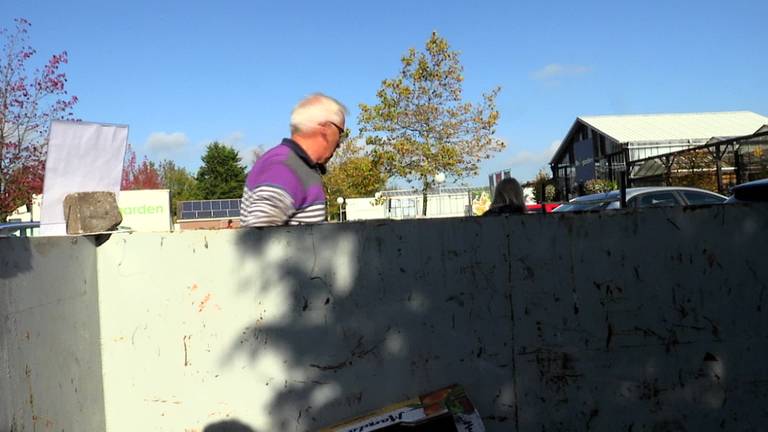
[1,204,768,431]
[0,236,106,431]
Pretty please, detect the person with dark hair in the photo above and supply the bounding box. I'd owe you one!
[484,177,526,216]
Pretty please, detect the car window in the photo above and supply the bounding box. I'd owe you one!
[634,192,679,208]
[552,200,613,212]
[682,191,725,205]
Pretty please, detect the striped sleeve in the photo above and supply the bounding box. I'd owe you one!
[240,185,296,227]
[287,203,327,225]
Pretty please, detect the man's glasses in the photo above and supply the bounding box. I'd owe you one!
[326,121,345,146]
[327,121,345,136]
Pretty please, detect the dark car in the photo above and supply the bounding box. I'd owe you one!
[553,187,726,213]
[0,221,40,237]
[725,178,768,203]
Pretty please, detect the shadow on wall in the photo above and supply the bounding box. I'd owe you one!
[203,205,768,431]
[203,419,255,432]
[1,235,107,280]
[0,238,34,280]
[221,217,516,431]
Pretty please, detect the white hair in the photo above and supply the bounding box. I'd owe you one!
[289,93,347,134]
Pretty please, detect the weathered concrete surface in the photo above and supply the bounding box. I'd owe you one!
[0,236,106,431]
[1,203,768,431]
[63,191,122,234]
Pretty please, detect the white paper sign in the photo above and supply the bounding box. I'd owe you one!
[118,189,173,232]
[39,120,128,236]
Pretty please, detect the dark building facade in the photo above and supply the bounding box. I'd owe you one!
[549,111,768,199]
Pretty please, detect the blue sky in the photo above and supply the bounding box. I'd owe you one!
[5,0,768,187]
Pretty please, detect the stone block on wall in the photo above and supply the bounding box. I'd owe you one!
[63,191,123,234]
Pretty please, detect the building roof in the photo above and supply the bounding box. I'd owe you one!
[551,110,768,164]
[579,111,768,144]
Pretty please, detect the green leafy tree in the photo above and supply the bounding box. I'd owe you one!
[584,179,617,194]
[532,169,555,203]
[323,137,388,220]
[358,32,504,215]
[159,160,198,218]
[195,142,246,200]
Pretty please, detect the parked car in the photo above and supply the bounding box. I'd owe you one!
[525,203,562,213]
[0,221,40,237]
[725,178,768,203]
[552,187,726,213]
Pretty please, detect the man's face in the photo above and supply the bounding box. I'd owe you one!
[322,119,345,163]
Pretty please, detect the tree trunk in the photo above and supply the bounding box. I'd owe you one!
[421,180,429,216]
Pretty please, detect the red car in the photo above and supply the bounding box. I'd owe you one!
[525,203,561,213]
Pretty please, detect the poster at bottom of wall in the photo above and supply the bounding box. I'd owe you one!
[317,384,485,432]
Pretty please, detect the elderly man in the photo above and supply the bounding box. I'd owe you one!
[240,93,346,227]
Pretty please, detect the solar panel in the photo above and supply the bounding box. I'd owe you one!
[178,199,242,220]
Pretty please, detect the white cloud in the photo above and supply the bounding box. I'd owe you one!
[507,150,544,166]
[507,140,561,167]
[238,145,266,167]
[208,131,266,167]
[220,131,244,147]
[145,131,189,155]
[531,64,591,81]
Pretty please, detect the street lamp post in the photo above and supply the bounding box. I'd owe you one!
[336,196,345,222]
[434,172,446,216]
[434,172,446,185]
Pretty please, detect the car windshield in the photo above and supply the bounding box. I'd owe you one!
[552,200,615,212]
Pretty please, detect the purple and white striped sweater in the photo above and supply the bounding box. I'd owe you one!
[240,139,326,227]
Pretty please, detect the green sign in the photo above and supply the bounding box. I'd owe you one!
[120,205,165,216]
